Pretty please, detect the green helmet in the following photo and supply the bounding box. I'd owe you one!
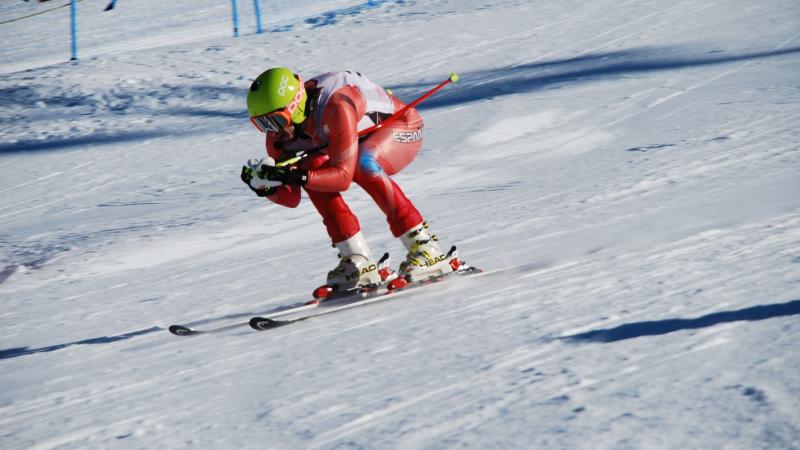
[246,67,307,124]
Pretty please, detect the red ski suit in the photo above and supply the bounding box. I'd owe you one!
[263,72,424,243]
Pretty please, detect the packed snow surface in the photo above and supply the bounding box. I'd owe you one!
[1,0,799,449]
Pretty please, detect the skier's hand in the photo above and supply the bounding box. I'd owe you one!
[241,157,281,197]
[258,164,309,187]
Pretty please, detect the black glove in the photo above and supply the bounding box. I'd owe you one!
[258,164,309,187]
[241,165,277,197]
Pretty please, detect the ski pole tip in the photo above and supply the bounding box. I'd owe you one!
[449,72,460,83]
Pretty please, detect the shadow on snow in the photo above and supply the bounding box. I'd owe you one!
[391,45,800,110]
[5,45,798,154]
[304,0,405,28]
[0,326,163,360]
[0,129,186,155]
[562,299,800,343]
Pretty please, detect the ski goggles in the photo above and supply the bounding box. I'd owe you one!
[250,108,292,134]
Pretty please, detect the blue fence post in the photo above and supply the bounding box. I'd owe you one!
[70,0,78,60]
[231,0,240,37]
[253,0,263,34]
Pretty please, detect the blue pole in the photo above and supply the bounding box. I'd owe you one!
[231,0,240,37]
[253,0,263,34]
[70,0,78,60]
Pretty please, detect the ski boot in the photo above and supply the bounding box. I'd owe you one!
[390,221,457,289]
[313,232,395,300]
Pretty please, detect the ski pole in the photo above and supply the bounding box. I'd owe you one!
[357,72,459,137]
[276,72,459,167]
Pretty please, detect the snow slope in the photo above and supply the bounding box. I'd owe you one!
[1,0,800,448]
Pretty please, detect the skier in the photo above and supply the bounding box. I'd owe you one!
[240,68,454,291]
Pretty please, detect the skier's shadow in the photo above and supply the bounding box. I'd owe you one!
[561,299,800,343]
[391,45,800,110]
[0,326,162,361]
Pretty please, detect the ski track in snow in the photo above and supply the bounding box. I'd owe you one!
[2,0,800,449]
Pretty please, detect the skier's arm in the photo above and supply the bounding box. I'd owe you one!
[303,89,362,192]
[265,181,302,208]
[263,136,301,208]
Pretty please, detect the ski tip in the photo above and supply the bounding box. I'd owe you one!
[169,325,196,336]
[449,72,460,83]
[249,316,287,331]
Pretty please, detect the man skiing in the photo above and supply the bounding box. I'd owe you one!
[240,68,454,292]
